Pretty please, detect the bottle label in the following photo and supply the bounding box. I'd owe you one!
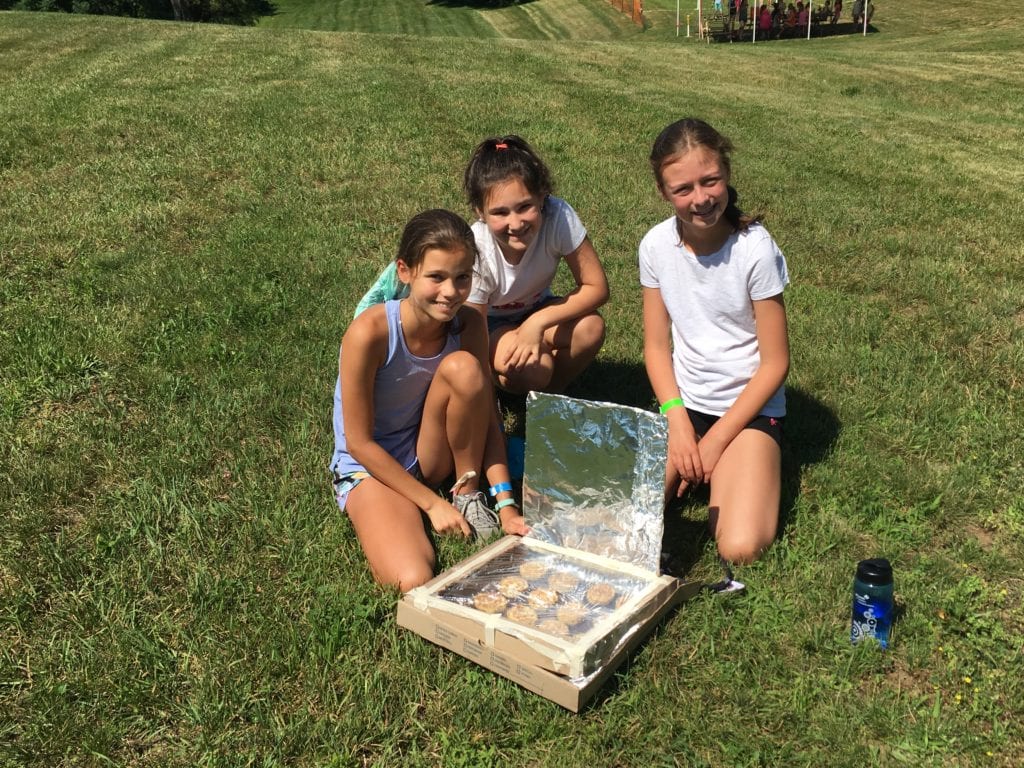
[851,592,891,648]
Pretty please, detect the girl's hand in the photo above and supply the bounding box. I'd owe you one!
[502,321,547,370]
[500,508,530,536]
[667,413,703,493]
[695,430,728,484]
[424,499,472,538]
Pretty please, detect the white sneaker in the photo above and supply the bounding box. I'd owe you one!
[454,491,501,541]
[706,577,746,594]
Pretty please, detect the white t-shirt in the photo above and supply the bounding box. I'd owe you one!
[638,218,789,417]
[469,195,587,318]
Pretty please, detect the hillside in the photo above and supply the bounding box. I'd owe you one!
[257,0,646,39]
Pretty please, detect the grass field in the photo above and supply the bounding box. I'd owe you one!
[257,0,646,40]
[2,2,1023,766]
[256,0,1013,41]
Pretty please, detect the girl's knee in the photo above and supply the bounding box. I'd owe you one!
[395,566,435,592]
[438,350,487,390]
[717,532,775,565]
[390,556,436,592]
[574,313,606,350]
[500,357,555,393]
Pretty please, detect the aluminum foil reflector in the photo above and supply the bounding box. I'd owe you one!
[521,393,668,573]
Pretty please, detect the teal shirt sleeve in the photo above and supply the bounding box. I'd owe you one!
[353,262,409,318]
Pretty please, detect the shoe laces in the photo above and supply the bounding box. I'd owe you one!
[454,491,501,540]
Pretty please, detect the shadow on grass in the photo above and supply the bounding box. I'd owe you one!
[779,385,840,534]
[255,0,280,20]
[568,365,840,578]
[567,358,654,409]
[661,387,840,575]
[581,601,683,712]
[582,585,725,712]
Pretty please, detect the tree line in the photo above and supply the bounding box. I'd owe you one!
[1,0,273,24]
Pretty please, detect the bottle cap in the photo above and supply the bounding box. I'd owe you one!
[856,558,893,586]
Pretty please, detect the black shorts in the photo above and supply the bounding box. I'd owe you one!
[687,408,783,448]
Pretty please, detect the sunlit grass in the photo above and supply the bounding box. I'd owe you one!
[1,5,1022,766]
[258,0,646,40]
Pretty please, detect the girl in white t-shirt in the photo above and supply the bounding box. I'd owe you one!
[640,118,791,568]
[463,135,609,395]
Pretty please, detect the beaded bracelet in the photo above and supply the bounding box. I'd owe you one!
[489,481,513,497]
[659,397,685,415]
[495,498,519,512]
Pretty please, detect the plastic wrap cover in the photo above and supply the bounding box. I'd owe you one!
[522,393,668,573]
[429,538,659,677]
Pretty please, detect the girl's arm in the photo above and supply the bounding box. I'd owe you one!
[341,309,470,535]
[642,286,703,490]
[512,236,609,358]
[458,308,529,535]
[695,294,790,482]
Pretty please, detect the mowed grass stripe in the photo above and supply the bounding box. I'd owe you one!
[522,1,574,39]
[259,0,643,39]
[530,0,634,40]
[258,0,492,36]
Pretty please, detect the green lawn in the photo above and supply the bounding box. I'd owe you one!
[1,4,1023,766]
[257,0,646,40]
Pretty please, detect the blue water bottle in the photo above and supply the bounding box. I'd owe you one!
[850,558,894,649]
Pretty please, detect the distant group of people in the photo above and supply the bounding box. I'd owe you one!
[850,0,876,24]
[721,0,874,40]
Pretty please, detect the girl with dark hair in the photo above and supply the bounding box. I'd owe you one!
[330,209,527,591]
[463,135,609,396]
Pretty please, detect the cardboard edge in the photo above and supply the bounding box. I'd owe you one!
[405,538,677,677]
[397,576,702,712]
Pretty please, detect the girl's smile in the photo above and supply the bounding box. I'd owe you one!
[398,246,474,324]
[478,177,545,263]
[658,146,731,250]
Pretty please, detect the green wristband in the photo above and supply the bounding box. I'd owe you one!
[659,397,685,415]
[495,498,519,512]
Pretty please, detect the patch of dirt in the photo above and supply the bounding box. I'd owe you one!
[964,522,995,549]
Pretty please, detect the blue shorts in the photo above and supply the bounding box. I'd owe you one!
[332,470,370,511]
[331,464,423,511]
[687,408,784,448]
